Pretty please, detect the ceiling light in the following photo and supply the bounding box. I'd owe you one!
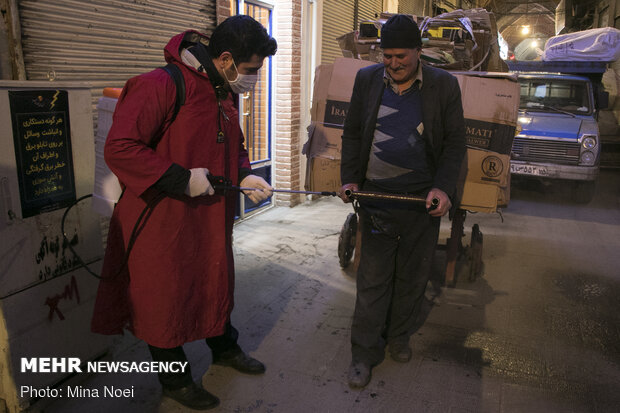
[521,25,530,35]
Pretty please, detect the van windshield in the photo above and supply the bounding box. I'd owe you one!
[519,78,591,115]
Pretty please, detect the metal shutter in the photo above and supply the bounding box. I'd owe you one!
[18,0,216,112]
[357,0,382,23]
[321,0,355,64]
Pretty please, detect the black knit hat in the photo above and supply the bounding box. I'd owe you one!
[380,14,422,49]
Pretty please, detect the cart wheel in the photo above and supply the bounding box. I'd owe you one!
[338,213,358,268]
[468,224,483,281]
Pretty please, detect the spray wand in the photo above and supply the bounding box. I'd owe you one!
[209,176,439,210]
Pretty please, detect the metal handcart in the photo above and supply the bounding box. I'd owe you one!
[337,205,483,287]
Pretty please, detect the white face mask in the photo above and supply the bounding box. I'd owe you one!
[224,59,258,94]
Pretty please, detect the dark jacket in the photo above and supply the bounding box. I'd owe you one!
[341,63,466,197]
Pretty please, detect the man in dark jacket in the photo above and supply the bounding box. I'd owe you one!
[92,16,276,410]
[339,14,466,388]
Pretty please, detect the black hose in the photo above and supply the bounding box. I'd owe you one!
[61,192,165,280]
[61,194,100,278]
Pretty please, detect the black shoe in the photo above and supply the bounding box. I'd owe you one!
[162,382,220,410]
[212,349,266,374]
[388,341,412,363]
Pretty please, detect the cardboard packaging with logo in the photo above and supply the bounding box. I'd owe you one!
[304,8,520,212]
[453,72,520,212]
[304,66,520,212]
[303,57,374,192]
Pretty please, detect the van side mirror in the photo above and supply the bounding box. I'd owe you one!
[596,90,609,110]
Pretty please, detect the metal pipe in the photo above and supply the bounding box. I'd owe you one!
[235,186,337,197]
[211,175,439,209]
[344,189,439,209]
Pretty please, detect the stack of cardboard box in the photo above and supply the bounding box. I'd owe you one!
[303,58,374,192]
[453,72,519,213]
[304,9,519,212]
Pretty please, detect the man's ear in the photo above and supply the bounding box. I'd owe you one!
[216,51,234,70]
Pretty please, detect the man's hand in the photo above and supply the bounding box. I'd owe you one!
[185,168,215,197]
[240,175,273,203]
[338,183,358,203]
[427,188,451,217]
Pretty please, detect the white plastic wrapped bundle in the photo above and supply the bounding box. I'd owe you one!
[543,27,620,62]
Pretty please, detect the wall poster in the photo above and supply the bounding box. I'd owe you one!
[9,90,76,218]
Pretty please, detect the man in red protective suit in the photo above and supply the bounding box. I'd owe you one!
[91,16,277,410]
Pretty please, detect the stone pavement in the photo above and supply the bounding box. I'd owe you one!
[32,170,620,413]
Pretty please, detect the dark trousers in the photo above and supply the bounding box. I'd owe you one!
[148,322,240,389]
[351,204,440,366]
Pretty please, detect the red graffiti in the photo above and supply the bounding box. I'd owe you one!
[44,276,80,321]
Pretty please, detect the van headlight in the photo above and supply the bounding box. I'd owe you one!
[581,151,596,165]
[582,135,597,149]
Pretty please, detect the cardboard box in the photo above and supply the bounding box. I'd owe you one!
[497,172,510,208]
[303,121,342,159]
[464,147,510,186]
[472,30,490,69]
[314,99,350,128]
[451,72,519,212]
[457,147,511,212]
[305,58,375,159]
[453,72,520,154]
[305,157,341,192]
[336,32,376,59]
[459,181,500,213]
[311,58,375,118]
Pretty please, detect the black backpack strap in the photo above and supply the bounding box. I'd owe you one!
[148,63,185,150]
[160,63,186,123]
[188,42,229,100]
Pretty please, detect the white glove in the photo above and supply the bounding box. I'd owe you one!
[184,168,215,197]
[240,175,273,203]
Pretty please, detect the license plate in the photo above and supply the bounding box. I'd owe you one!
[510,164,549,176]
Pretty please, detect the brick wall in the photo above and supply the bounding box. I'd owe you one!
[216,0,303,207]
[216,0,233,24]
[273,0,303,207]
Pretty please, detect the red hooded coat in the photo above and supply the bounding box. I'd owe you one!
[91,31,251,348]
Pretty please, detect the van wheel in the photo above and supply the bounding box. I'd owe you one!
[571,180,596,204]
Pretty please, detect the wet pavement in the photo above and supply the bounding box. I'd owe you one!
[29,169,620,413]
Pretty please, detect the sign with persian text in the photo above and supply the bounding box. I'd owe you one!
[9,90,76,218]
